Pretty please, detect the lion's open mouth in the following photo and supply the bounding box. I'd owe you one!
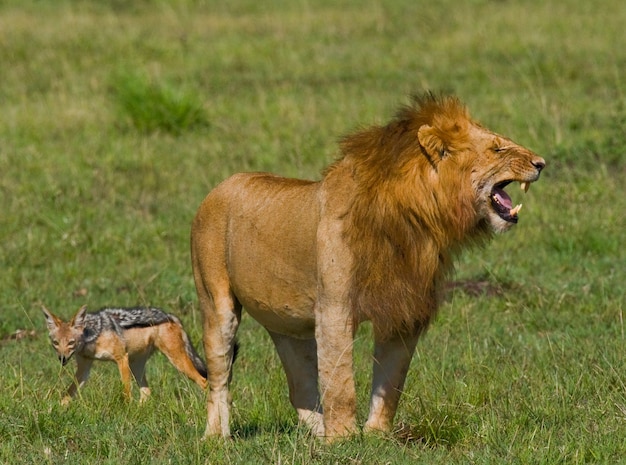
[490,181,529,223]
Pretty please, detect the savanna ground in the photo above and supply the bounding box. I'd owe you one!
[0,0,624,463]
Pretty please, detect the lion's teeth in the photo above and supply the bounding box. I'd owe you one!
[520,181,530,193]
[510,204,523,216]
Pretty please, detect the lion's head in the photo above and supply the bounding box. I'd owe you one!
[412,96,545,234]
[336,93,545,338]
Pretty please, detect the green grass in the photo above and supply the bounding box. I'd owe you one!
[1,0,625,463]
[111,69,209,134]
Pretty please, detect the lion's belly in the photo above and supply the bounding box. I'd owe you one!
[240,294,317,338]
[230,261,318,338]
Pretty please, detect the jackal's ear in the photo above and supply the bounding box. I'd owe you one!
[71,305,88,329]
[41,305,60,330]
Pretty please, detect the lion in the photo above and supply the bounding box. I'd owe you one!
[190,93,545,440]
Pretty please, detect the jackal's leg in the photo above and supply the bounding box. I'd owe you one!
[130,354,151,403]
[115,353,133,400]
[155,323,207,389]
[64,355,93,405]
[105,338,133,401]
[268,331,324,436]
[364,332,420,433]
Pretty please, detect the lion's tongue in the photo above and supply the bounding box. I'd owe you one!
[493,187,512,209]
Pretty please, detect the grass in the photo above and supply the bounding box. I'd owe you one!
[0,0,625,463]
[111,69,209,134]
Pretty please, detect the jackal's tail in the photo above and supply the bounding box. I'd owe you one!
[173,318,208,378]
[170,315,239,380]
[182,332,240,380]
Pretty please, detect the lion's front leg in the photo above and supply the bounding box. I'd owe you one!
[364,332,420,433]
[315,305,358,440]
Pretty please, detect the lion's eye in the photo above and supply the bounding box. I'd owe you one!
[493,147,504,153]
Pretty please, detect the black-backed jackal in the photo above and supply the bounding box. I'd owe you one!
[42,305,207,404]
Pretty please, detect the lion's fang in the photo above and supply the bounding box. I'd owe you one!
[520,181,530,193]
[510,204,523,216]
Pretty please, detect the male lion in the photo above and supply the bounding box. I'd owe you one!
[191,93,545,440]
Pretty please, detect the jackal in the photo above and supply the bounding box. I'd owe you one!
[42,305,207,404]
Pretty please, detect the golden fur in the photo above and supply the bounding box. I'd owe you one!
[191,93,546,440]
[342,94,495,338]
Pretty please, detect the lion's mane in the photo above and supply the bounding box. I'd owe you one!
[331,94,493,339]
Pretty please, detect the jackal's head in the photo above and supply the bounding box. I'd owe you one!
[42,305,87,366]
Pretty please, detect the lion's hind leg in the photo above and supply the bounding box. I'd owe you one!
[200,291,241,439]
[365,333,420,433]
[268,331,324,436]
[192,224,241,438]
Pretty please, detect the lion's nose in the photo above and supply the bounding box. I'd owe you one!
[533,158,546,172]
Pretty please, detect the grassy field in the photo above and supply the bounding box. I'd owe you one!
[1,0,624,463]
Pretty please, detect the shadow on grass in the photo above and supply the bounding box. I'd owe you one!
[231,417,467,450]
[393,416,468,449]
[445,277,520,298]
[232,420,301,440]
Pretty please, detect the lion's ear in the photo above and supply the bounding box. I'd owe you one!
[417,125,447,160]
